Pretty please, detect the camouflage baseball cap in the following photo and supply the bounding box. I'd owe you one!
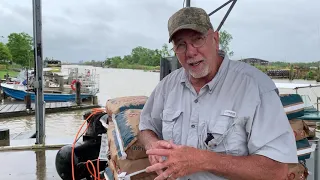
[168,7,213,42]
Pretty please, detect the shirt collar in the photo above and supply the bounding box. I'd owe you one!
[180,50,230,92]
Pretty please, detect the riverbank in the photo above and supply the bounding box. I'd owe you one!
[106,62,320,81]
[0,70,19,79]
[0,64,21,79]
[106,64,160,71]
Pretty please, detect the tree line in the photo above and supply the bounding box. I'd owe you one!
[0,32,34,68]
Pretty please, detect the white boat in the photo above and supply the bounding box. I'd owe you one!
[275,82,320,111]
[0,67,100,102]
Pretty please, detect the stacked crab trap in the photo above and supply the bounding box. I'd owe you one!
[280,94,318,180]
[101,96,157,180]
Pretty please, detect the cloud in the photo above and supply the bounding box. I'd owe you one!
[0,0,319,62]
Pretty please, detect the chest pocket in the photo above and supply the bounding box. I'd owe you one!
[206,114,248,156]
[161,109,182,144]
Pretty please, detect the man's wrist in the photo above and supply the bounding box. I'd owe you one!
[198,150,218,172]
[138,130,159,151]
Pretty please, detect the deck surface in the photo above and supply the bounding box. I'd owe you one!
[0,102,101,118]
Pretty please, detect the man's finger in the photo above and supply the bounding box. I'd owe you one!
[157,140,172,149]
[169,140,179,149]
[150,155,165,175]
[154,167,175,180]
[146,149,171,156]
[146,162,168,173]
[156,169,164,176]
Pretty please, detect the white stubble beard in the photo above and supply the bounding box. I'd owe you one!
[187,60,210,79]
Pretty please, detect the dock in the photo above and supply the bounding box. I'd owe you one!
[0,137,77,179]
[0,101,101,119]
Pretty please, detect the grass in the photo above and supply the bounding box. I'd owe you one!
[112,63,160,71]
[0,63,21,79]
[0,70,19,79]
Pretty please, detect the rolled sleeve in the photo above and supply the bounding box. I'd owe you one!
[139,87,164,139]
[247,90,298,163]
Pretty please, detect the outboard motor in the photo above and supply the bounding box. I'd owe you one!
[160,56,181,81]
[55,109,108,180]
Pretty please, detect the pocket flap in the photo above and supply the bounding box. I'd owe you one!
[210,119,230,135]
[162,109,182,122]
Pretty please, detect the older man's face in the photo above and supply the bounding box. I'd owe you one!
[172,29,219,79]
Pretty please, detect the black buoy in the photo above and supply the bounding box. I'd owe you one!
[0,128,10,146]
[55,145,79,180]
[55,111,108,180]
[55,140,107,180]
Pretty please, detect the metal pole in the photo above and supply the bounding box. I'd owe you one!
[32,0,45,144]
[186,0,190,7]
[315,141,319,180]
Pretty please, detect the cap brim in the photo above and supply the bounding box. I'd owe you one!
[168,24,208,43]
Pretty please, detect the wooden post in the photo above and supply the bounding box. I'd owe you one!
[58,76,64,92]
[2,87,6,100]
[93,96,98,105]
[0,128,10,146]
[76,81,81,106]
[25,93,31,110]
[0,83,2,102]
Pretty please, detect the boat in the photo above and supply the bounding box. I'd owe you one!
[276,82,320,123]
[44,59,62,72]
[0,83,93,102]
[0,67,100,102]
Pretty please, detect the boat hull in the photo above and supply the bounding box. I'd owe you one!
[1,85,92,102]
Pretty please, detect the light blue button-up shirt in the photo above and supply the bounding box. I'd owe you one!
[139,53,298,180]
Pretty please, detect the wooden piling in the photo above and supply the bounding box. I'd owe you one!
[0,128,10,146]
[58,76,64,92]
[0,83,2,102]
[2,87,6,100]
[25,93,31,110]
[93,96,98,105]
[76,81,81,106]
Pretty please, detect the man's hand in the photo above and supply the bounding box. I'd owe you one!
[145,142,203,180]
[147,140,173,177]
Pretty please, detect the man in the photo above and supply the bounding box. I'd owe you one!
[138,6,298,180]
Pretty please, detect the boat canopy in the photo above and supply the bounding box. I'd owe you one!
[275,82,320,90]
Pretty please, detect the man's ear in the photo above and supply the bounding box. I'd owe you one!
[213,30,220,51]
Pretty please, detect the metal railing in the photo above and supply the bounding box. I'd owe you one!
[185,0,238,32]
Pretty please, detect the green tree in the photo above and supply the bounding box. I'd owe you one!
[219,30,234,57]
[104,44,174,69]
[6,32,34,67]
[0,42,12,63]
[160,44,172,57]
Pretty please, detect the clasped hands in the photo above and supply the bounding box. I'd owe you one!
[145,140,204,180]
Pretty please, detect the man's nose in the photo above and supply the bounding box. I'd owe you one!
[185,43,198,58]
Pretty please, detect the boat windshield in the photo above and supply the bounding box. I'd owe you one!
[301,95,317,110]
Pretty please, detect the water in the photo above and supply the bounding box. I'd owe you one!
[0,150,59,180]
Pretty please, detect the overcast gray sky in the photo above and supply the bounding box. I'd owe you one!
[0,0,319,63]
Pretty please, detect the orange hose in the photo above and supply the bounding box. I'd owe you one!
[72,108,106,180]
[85,159,106,180]
[86,160,97,180]
[97,159,100,180]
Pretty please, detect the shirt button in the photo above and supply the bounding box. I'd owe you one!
[191,124,195,128]
[194,99,198,103]
[210,144,217,148]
